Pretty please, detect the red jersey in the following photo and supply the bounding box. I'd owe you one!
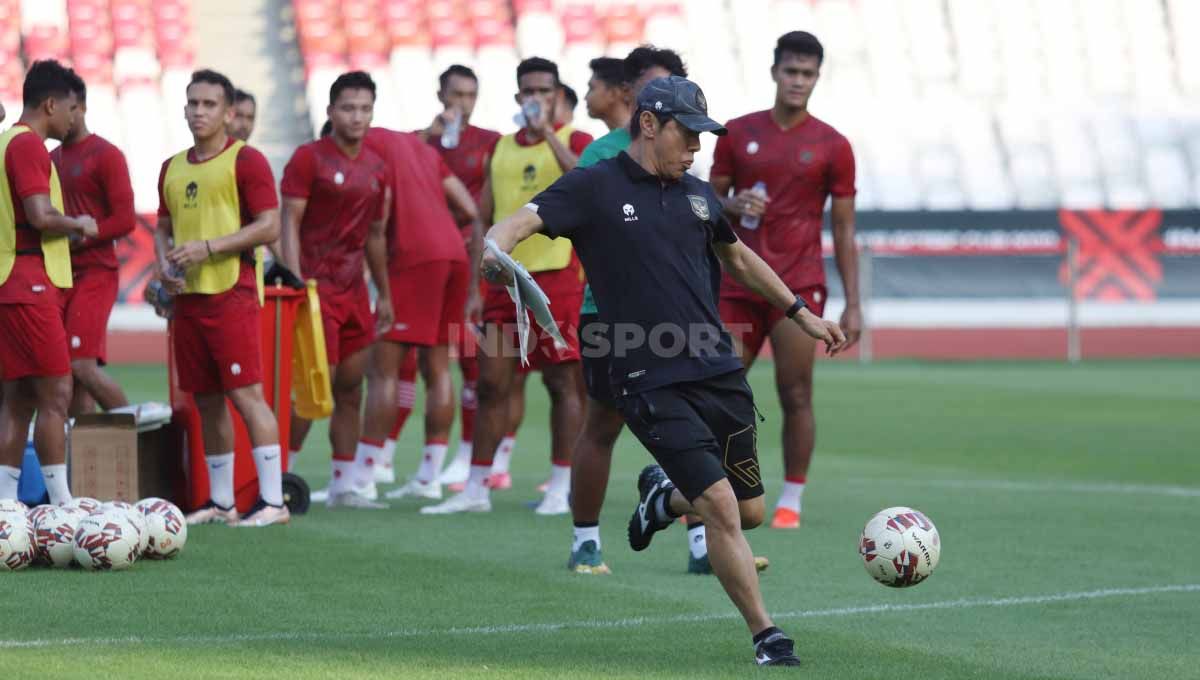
[156,138,279,310]
[1,125,59,304]
[50,133,136,271]
[281,137,387,293]
[364,127,465,269]
[711,110,855,294]
[513,125,592,155]
[428,124,500,205]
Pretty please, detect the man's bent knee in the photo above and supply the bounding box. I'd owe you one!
[739,497,765,530]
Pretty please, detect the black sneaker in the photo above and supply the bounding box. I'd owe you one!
[627,465,675,552]
[754,631,801,667]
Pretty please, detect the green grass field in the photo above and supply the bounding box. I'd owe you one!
[6,360,1200,679]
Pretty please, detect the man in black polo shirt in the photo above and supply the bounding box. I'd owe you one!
[481,76,846,667]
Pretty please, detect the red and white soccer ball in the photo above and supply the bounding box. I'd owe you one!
[73,508,140,571]
[67,497,102,514]
[104,501,149,557]
[0,510,36,571]
[135,498,187,559]
[27,504,55,528]
[0,499,28,515]
[33,505,87,568]
[860,506,941,588]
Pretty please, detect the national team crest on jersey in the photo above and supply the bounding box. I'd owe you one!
[184,181,199,208]
[799,150,814,164]
[687,195,710,220]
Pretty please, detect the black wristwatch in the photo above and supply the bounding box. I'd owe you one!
[785,295,807,319]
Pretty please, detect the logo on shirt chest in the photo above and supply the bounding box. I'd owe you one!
[334,171,345,185]
[522,164,537,189]
[799,150,815,164]
[622,203,638,222]
[746,141,759,155]
[687,195,710,221]
[184,181,199,208]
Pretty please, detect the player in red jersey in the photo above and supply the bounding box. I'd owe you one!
[711,32,861,530]
[357,124,483,502]
[376,64,504,490]
[279,72,392,509]
[155,69,287,527]
[0,60,98,504]
[421,57,592,516]
[51,71,133,416]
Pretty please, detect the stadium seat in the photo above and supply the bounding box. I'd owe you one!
[514,0,562,60]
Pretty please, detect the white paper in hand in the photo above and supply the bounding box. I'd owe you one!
[484,239,568,365]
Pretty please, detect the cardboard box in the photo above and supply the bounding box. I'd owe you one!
[69,413,179,502]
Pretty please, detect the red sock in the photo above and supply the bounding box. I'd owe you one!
[785,475,807,485]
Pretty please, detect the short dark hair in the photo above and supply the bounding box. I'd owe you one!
[588,57,627,87]
[774,31,824,66]
[22,60,75,109]
[561,83,578,110]
[623,45,687,83]
[329,70,376,105]
[65,68,87,104]
[628,108,671,140]
[319,120,333,138]
[233,88,255,107]
[439,64,478,91]
[188,69,236,105]
[516,57,560,86]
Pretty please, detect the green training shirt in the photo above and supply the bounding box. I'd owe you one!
[577,127,632,315]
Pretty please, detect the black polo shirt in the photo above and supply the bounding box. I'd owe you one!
[531,150,743,395]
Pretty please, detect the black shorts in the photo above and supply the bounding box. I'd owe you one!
[579,313,617,407]
[615,369,764,503]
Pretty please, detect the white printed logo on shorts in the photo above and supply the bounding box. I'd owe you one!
[231,363,242,376]
[71,336,81,349]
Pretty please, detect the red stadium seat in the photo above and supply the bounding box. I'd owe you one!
[561,4,600,46]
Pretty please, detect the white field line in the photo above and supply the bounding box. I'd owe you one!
[845,477,1200,498]
[2,584,1196,650]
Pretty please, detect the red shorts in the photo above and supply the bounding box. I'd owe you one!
[61,266,119,363]
[386,260,469,346]
[0,302,71,380]
[719,284,827,358]
[172,287,263,394]
[482,266,583,370]
[319,284,375,365]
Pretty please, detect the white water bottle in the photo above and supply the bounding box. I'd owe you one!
[441,110,461,149]
[740,181,768,230]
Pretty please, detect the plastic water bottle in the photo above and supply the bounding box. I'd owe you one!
[740,181,768,230]
[514,99,541,128]
[441,110,461,149]
[145,279,174,319]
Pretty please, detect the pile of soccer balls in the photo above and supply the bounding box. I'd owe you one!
[0,497,187,572]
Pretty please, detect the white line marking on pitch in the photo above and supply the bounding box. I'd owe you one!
[2,584,1196,650]
[849,477,1200,498]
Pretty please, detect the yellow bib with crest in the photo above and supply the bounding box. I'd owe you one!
[0,126,72,288]
[489,126,576,273]
[162,139,263,299]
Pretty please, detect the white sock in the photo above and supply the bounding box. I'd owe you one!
[353,440,382,491]
[207,452,235,509]
[687,523,708,559]
[380,439,397,472]
[417,442,448,483]
[546,463,570,497]
[572,524,600,552]
[450,440,472,467]
[287,448,301,473]
[490,436,515,474]
[41,464,71,505]
[252,445,284,506]
[0,465,19,499]
[777,480,805,512]
[330,456,355,494]
[465,464,490,498]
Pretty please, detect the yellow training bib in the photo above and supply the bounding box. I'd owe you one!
[0,126,72,288]
[490,127,576,273]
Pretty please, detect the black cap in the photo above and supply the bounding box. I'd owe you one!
[636,75,727,136]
